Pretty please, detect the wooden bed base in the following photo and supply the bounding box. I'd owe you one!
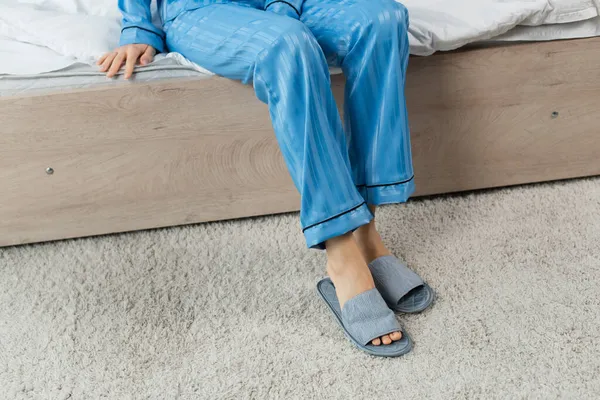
[1,37,599,247]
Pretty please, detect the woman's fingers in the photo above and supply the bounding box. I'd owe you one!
[99,52,117,72]
[100,45,156,78]
[97,52,111,66]
[106,51,126,78]
[124,49,138,80]
[140,45,156,65]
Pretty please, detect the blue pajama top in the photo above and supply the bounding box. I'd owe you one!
[118,0,307,52]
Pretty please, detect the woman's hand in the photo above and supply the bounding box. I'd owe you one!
[97,44,156,79]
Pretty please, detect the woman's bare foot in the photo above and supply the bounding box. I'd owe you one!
[354,205,391,263]
[325,232,401,346]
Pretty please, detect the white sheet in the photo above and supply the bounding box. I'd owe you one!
[494,15,600,41]
[0,57,208,96]
[1,0,599,75]
[402,0,600,54]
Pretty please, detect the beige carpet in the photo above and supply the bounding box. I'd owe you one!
[1,177,600,399]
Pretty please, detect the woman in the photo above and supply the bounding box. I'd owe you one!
[99,0,434,357]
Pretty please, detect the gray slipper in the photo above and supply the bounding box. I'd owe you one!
[317,278,412,357]
[368,256,435,313]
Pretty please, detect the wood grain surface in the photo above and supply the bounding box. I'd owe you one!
[1,37,599,246]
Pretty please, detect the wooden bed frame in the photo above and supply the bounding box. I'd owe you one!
[1,37,599,247]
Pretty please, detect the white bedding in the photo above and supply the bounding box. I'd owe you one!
[0,57,208,97]
[0,0,599,76]
[402,0,600,54]
[493,15,600,41]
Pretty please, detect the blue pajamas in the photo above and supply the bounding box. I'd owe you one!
[119,0,414,248]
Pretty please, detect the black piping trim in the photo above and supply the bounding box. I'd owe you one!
[356,175,415,189]
[121,25,165,39]
[265,0,301,16]
[302,202,366,232]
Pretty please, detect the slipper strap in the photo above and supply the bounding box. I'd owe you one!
[368,256,424,307]
[341,288,401,346]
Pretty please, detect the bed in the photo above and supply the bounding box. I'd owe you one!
[1,0,600,246]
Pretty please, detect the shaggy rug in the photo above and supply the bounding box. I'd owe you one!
[1,177,599,399]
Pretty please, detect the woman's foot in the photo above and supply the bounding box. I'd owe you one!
[354,205,391,263]
[326,233,401,346]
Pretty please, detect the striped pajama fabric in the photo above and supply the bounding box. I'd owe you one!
[122,0,414,248]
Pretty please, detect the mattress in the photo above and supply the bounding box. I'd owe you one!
[1,0,599,92]
[493,15,600,41]
[4,15,598,98]
[0,57,209,97]
[402,0,600,54]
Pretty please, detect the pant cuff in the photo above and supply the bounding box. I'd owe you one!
[303,202,373,249]
[357,176,416,205]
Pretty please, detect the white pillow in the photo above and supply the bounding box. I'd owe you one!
[0,36,75,74]
[9,0,123,18]
[9,0,160,19]
[0,3,120,62]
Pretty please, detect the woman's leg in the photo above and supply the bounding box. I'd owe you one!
[301,0,413,261]
[166,3,373,250]
[165,4,401,344]
[354,205,392,263]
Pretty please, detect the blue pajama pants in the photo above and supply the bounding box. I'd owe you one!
[164,0,414,248]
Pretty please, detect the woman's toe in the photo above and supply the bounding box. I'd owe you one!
[371,338,381,346]
[389,331,403,341]
[381,334,392,345]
